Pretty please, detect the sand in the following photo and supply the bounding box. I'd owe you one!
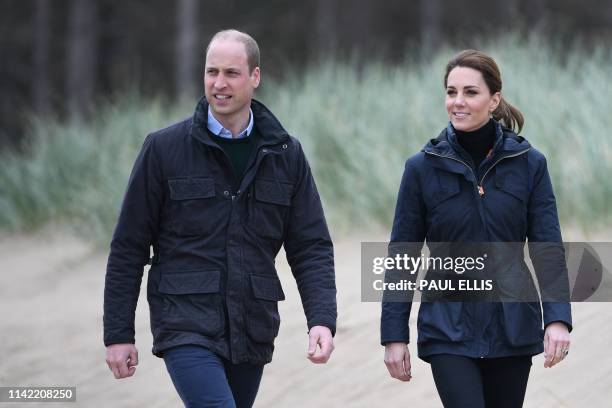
[0,229,611,407]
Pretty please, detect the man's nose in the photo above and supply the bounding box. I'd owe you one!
[214,75,227,89]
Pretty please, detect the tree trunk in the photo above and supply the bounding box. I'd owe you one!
[176,0,199,101]
[500,0,519,21]
[420,0,442,55]
[66,0,97,118]
[33,0,50,115]
[526,0,548,28]
[311,0,337,60]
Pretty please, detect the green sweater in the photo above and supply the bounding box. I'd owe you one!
[208,126,258,189]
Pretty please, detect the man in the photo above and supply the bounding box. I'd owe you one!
[104,29,337,407]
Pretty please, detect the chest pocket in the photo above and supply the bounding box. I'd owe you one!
[423,170,471,239]
[494,164,529,205]
[433,171,461,207]
[484,162,530,237]
[168,177,217,236]
[248,178,293,240]
[424,170,462,212]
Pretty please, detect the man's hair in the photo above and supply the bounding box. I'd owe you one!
[206,29,260,73]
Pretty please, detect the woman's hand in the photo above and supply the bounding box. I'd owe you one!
[384,342,412,381]
[543,321,570,368]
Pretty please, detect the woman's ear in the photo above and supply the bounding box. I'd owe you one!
[490,92,501,112]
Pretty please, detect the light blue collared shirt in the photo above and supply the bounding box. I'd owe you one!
[207,107,254,139]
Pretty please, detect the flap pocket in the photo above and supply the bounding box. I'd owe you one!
[168,177,215,200]
[431,171,460,207]
[254,178,293,206]
[250,274,286,301]
[158,270,221,294]
[495,167,528,203]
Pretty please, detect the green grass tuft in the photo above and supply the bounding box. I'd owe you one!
[1,36,610,243]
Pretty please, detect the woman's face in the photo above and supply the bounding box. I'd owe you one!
[445,66,500,132]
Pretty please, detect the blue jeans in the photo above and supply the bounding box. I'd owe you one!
[163,345,264,408]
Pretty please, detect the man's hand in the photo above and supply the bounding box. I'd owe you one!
[307,325,334,364]
[106,343,139,379]
[384,342,412,382]
[543,322,570,368]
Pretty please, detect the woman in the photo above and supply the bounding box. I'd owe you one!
[380,50,572,408]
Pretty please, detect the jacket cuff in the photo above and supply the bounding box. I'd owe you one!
[104,334,136,347]
[544,320,573,333]
[381,318,410,345]
[542,302,573,332]
[381,338,410,346]
[307,320,337,337]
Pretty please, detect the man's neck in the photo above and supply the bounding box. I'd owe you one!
[214,109,250,138]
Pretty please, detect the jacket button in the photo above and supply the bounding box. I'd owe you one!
[282,143,288,149]
[237,190,241,195]
[262,148,268,153]
[223,190,230,196]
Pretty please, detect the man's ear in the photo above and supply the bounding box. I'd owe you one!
[251,67,261,88]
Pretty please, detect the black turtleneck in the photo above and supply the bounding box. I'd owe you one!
[455,118,495,170]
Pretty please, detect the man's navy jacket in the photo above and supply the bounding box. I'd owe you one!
[104,98,337,365]
[381,122,572,361]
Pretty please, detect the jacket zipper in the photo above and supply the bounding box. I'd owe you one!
[425,148,531,196]
[424,151,478,193]
[476,149,531,195]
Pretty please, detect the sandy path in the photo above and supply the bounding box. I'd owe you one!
[0,229,610,407]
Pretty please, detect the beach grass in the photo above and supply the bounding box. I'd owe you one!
[1,35,610,243]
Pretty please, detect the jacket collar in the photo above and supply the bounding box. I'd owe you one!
[191,96,290,147]
[423,120,531,161]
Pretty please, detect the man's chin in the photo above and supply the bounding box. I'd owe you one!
[210,105,234,117]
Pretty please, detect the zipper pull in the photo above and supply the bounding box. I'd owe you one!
[478,185,485,196]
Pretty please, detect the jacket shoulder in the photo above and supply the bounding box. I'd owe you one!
[284,134,308,158]
[526,146,547,163]
[147,117,192,146]
[286,134,302,148]
[524,143,549,174]
[404,151,428,171]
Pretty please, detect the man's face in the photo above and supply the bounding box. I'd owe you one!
[204,39,260,122]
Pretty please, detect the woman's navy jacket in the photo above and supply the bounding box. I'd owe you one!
[381,122,572,360]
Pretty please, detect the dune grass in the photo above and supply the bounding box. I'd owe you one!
[1,36,610,243]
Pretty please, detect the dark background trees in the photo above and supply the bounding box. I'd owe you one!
[2,0,611,149]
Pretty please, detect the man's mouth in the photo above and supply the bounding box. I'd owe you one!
[214,95,231,100]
